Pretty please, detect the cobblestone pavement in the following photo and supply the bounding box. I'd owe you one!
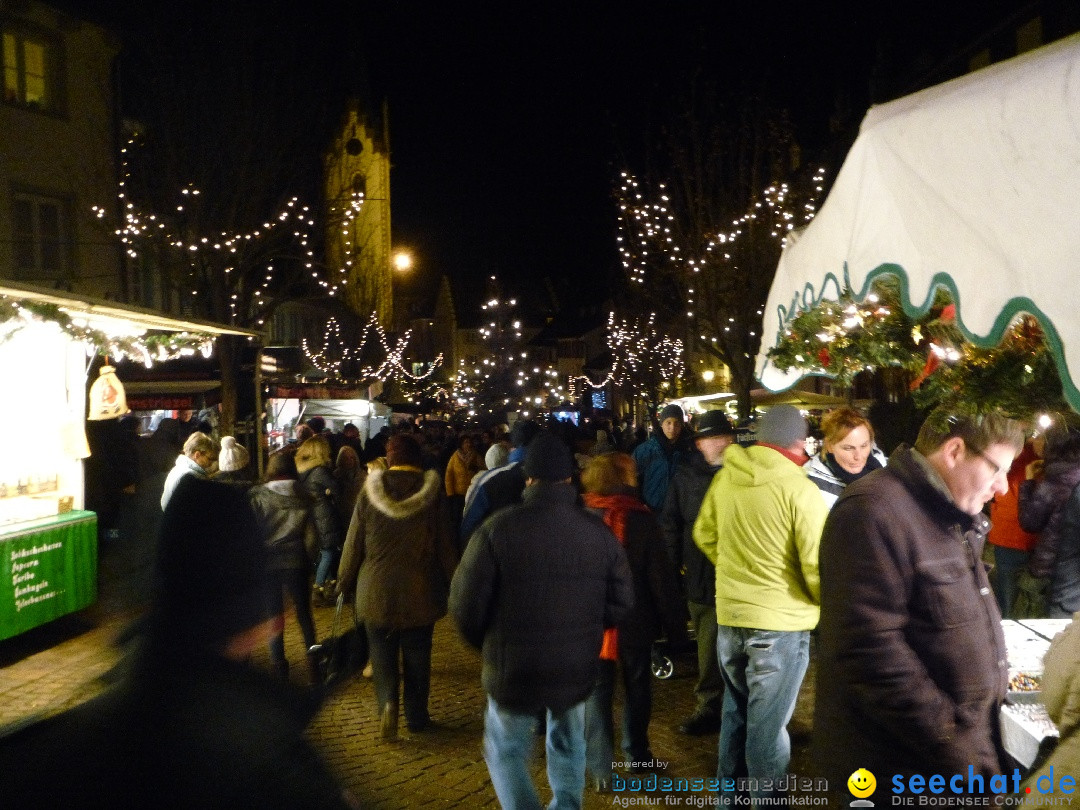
[0,601,819,809]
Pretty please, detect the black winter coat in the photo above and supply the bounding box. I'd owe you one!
[585,490,688,651]
[660,452,720,605]
[0,644,353,809]
[298,464,343,552]
[813,445,1007,787]
[449,482,634,713]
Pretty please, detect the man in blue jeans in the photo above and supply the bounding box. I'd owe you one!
[450,432,634,809]
[693,405,828,807]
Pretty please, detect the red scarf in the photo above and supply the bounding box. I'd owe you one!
[582,492,650,660]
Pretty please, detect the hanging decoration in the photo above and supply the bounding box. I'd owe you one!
[765,277,961,388]
[0,297,215,365]
[87,364,129,421]
[766,276,1066,421]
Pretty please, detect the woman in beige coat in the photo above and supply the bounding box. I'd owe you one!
[336,434,457,740]
[1022,615,1080,805]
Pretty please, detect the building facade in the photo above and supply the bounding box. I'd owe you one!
[0,1,122,298]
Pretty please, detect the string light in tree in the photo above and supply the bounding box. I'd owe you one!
[571,311,684,402]
[302,313,443,385]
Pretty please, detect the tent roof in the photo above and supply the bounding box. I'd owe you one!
[757,33,1080,410]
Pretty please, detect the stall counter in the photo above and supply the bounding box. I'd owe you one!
[1000,618,1070,770]
[1,510,97,641]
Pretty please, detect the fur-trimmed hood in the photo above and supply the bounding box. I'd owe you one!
[364,468,441,519]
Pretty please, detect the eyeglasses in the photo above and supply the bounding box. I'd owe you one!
[966,443,1003,477]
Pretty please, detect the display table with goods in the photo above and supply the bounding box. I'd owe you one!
[999,618,1072,769]
[0,510,97,641]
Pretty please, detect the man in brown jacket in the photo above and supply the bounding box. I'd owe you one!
[814,409,1024,797]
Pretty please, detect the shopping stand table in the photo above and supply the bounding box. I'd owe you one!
[999,619,1071,769]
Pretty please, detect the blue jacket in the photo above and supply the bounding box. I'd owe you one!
[632,433,687,512]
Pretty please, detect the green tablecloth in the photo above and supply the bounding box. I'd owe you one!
[1,511,97,640]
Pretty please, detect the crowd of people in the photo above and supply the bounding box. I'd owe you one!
[6,399,1080,807]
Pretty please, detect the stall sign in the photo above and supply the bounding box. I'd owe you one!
[1,512,97,640]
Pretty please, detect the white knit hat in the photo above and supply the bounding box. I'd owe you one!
[218,436,250,472]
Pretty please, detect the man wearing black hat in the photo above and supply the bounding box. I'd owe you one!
[633,403,691,512]
[450,432,634,809]
[661,409,736,736]
[458,418,540,545]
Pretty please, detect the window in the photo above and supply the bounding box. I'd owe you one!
[3,30,51,110]
[12,192,67,279]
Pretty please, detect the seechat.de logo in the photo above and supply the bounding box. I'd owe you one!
[848,768,877,807]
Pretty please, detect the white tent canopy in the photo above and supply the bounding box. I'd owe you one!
[757,33,1080,410]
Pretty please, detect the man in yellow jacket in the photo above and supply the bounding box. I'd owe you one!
[693,404,828,807]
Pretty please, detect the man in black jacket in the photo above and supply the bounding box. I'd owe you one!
[661,409,735,736]
[450,432,634,809]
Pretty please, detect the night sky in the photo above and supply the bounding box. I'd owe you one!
[69,1,1037,323]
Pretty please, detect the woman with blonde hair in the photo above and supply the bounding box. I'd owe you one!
[295,435,343,598]
[804,407,886,508]
[580,452,686,791]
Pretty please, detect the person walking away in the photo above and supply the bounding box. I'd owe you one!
[450,432,634,809]
[333,445,365,527]
[336,434,456,738]
[814,408,1023,794]
[444,433,484,540]
[693,404,828,807]
[581,452,687,792]
[160,431,215,510]
[803,407,886,508]
[661,409,735,736]
[459,419,541,546]
[1019,414,1080,618]
[633,403,691,512]
[988,438,1039,617]
[249,451,321,684]
[0,474,359,809]
[295,435,344,600]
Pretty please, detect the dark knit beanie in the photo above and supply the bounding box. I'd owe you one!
[659,403,684,422]
[510,419,541,449]
[148,476,271,652]
[522,432,575,482]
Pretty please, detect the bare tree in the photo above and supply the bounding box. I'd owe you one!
[110,4,348,432]
[615,82,824,417]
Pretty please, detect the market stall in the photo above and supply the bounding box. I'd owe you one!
[1000,618,1071,770]
[264,385,389,451]
[0,282,258,640]
[756,34,1080,409]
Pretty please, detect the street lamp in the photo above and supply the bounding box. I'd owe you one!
[393,251,413,272]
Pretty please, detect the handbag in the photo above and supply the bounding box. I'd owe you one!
[314,593,368,687]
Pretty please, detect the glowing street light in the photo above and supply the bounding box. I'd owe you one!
[393,251,413,271]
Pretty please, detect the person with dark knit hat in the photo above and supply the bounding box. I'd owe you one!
[632,403,692,512]
[661,409,736,736]
[459,418,541,546]
[692,403,829,807]
[0,475,359,809]
[450,431,634,809]
[336,433,457,739]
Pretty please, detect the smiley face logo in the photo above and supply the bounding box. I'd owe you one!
[848,768,876,798]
